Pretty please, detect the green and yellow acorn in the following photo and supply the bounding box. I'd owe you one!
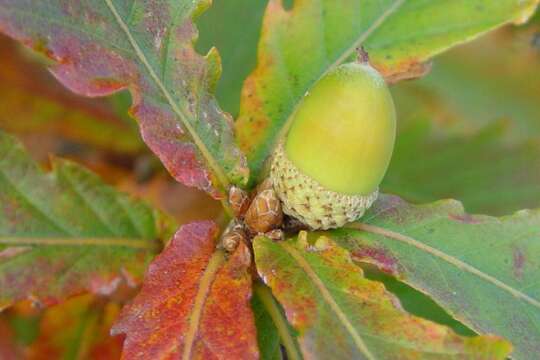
[270,62,396,230]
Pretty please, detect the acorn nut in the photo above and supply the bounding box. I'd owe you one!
[270,62,396,230]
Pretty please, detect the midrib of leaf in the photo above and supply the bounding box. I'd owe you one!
[253,281,302,360]
[280,242,376,360]
[180,249,225,360]
[103,0,231,191]
[274,0,405,146]
[71,303,98,360]
[59,168,121,237]
[0,153,73,236]
[349,223,540,308]
[0,237,156,249]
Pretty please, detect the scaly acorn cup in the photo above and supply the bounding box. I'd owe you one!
[270,62,396,230]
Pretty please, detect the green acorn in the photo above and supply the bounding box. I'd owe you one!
[270,62,396,230]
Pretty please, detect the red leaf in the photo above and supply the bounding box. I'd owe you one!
[0,1,249,198]
[112,221,258,359]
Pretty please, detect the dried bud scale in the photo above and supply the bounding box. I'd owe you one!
[244,184,283,234]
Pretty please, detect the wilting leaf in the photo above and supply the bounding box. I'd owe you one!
[0,131,172,309]
[254,235,511,359]
[236,0,539,182]
[0,0,249,198]
[112,221,258,360]
[383,120,540,215]
[329,195,540,359]
[0,35,143,155]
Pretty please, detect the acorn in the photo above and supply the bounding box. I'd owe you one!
[270,62,396,230]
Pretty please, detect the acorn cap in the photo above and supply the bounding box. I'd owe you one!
[271,143,378,230]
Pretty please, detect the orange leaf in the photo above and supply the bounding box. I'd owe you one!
[112,221,258,359]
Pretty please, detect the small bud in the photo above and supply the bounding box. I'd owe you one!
[266,229,284,241]
[222,228,246,253]
[228,186,250,218]
[245,185,283,234]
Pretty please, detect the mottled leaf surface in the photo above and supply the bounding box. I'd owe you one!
[0,131,170,309]
[330,195,540,359]
[236,0,539,181]
[0,0,248,198]
[0,35,143,155]
[112,221,258,360]
[383,120,540,216]
[254,235,511,359]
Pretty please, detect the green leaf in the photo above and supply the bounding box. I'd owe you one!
[382,120,540,215]
[329,195,540,359]
[251,287,283,360]
[0,131,173,310]
[236,0,539,182]
[0,0,249,198]
[252,282,302,360]
[392,26,540,142]
[254,235,511,359]
[196,0,268,118]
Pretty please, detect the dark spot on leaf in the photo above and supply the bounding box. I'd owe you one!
[513,247,525,280]
[449,213,482,224]
[352,246,400,275]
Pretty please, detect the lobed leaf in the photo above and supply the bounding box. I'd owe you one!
[329,195,540,359]
[0,35,143,155]
[236,0,539,182]
[0,0,249,198]
[0,131,171,309]
[112,221,258,360]
[254,235,511,359]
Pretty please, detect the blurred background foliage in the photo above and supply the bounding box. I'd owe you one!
[195,0,540,217]
[0,0,539,354]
